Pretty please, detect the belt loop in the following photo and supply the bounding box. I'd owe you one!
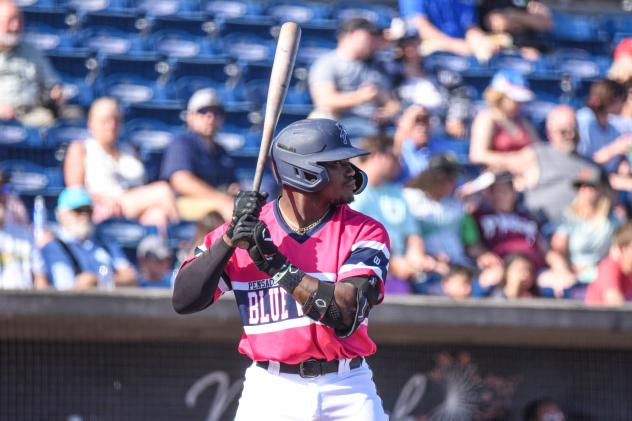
[337,358,351,376]
[267,361,280,376]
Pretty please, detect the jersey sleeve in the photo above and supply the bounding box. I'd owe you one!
[338,219,390,288]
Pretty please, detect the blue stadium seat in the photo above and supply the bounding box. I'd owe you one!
[172,57,238,83]
[130,0,202,16]
[490,52,547,76]
[99,54,172,104]
[95,217,160,263]
[79,12,147,56]
[15,0,56,8]
[527,75,570,103]
[148,15,222,58]
[126,101,184,126]
[204,0,264,19]
[244,79,311,112]
[219,17,276,39]
[22,8,78,51]
[522,100,559,136]
[266,1,333,25]
[215,127,259,155]
[45,120,89,147]
[606,14,632,35]
[123,118,178,153]
[60,0,130,13]
[167,220,197,249]
[0,160,64,197]
[46,50,98,108]
[222,33,274,63]
[0,121,42,147]
[551,11,610,54]
[332,1,395,29]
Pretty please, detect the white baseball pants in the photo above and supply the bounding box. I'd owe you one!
[234,359,389,421]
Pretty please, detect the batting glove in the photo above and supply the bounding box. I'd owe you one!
[225,191,268,241]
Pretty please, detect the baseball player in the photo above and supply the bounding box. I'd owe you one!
[173,119,390,420]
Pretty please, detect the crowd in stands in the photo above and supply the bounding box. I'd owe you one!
[1,0,631,308]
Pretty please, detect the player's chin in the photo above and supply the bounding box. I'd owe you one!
[332,193,354,206]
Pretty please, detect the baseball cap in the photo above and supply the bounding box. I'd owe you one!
[57,187,93,211]
[428,153,460,174]
[490,69,534,103]
[137,235,173,260]
[338,17,381,38]
[614,37,632,61]
[187,88,223,113]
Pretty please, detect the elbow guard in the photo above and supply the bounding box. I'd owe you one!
[301,276,381,338]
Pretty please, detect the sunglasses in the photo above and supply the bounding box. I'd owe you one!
[72,206,93,214]
[414,115,430,125]
[197,106,224,116]
[557,127,577,137]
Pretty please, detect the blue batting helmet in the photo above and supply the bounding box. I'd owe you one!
[270,119,368,193]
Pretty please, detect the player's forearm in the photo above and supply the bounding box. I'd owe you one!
[172,238,234,314]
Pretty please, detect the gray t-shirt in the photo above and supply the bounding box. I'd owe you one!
[0,42,60,108]
[524,142,602,224]
[308,50,391,119]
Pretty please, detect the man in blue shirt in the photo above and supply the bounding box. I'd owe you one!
[136,235,174,289]
[40,187,137,290]
[160,88,240,221]
[399,0,500,60]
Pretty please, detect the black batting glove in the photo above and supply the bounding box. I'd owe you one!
[248,221,288,276]
[225,191,268,240]
[226,214,259,248]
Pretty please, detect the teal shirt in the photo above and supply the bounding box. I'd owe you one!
[351,183,415,257]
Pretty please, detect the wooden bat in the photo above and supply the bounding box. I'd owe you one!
[252,21,301,193]
[236,22,301,249]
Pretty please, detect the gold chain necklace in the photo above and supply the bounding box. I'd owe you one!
[281,207,330,235]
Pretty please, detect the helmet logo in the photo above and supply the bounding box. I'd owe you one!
[336,122,349,146]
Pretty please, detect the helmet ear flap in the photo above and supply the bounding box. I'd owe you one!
[350,163,368,195]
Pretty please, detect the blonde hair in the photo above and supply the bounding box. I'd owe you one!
[88,97,122,121]
[569,191,611,222]
[483,87,506,108]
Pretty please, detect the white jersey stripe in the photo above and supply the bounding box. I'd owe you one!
[231,272,336,290]
[350,240,390,258]
[339,263,384,280]
[244,316,369,335]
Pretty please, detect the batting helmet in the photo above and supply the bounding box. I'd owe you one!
[271,119,368,193]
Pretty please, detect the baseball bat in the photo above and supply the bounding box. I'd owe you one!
[252,21,301,192]
[236,22,301,249]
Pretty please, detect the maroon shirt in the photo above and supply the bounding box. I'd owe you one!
[473,209,545,268]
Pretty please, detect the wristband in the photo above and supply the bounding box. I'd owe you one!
[272,263,305,294]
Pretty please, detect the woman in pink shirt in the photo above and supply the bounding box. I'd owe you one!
[469,69,542,171]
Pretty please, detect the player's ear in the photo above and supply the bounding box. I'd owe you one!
[351,164,367,195]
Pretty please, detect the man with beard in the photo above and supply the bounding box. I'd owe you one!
[40,187,137,290]
[173,119,390,420]
[0,0,65,127]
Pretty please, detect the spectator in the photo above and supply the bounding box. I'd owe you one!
[466,172,547,294]
[0,170,28,227]
[64,97,179,231]
[308,17,400,134]
[160,88,240,222]
[351,134,447,294]
[469,69,542,171]
[393,104,434,181]
[40,187,137,290]
[136,235,174,289]
[399,0,502,61]
[478,0,552,59]
[585,222,632,306]
[466,105,603,225]
[386,22,471,138]
[0,182,48,289]
[440,264,473,300]
[538,168,618,298]
[0,0,65,127]
[523,398,567,421]
[576,79,629,174]
[492,253,538,299]
[404,154,473,268]
[611,80,632,134]
[608,37,632,84]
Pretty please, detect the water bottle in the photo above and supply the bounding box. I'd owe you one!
[33,195,46,241]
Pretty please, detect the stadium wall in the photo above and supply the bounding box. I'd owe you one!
[2,291,632,420]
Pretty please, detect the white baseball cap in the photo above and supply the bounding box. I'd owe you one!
[187,88,223,113]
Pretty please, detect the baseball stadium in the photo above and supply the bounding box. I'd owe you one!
[1,0,632,420]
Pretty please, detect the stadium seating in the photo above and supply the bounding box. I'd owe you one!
[22,7,78,51]
[99,54,172,104]
[46,50,98,108]
[204,0,264,19]
[95,217,160,263]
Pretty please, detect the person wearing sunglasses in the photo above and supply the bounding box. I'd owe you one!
[160,88,241,222]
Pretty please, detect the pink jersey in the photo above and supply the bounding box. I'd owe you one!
[181,200,390,364]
